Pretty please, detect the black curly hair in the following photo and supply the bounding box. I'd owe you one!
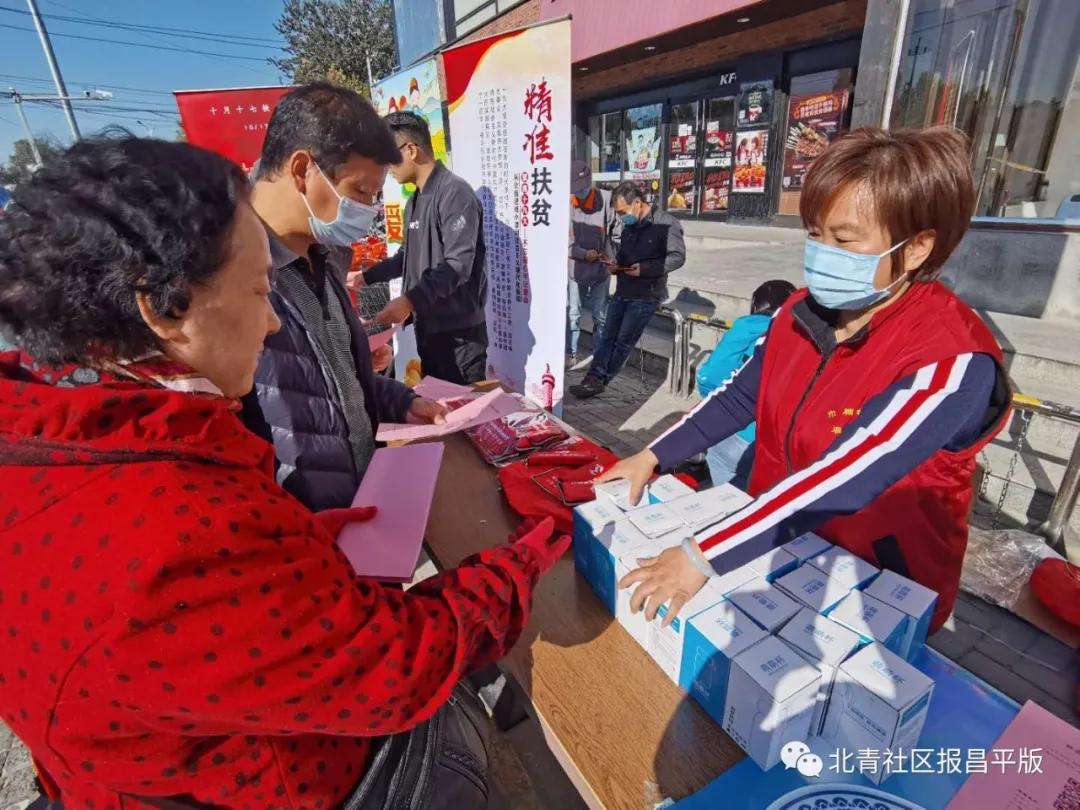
[0,135,250,364]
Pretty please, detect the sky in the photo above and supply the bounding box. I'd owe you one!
[0,0,288,160]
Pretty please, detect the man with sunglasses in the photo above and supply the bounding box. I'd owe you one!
[361,111,489,384]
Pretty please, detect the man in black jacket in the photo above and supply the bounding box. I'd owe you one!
[570,181,686,399]
[363,112,489,384]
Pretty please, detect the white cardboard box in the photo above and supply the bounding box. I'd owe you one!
[647,474,696,504]
[588,520,687,616]
[647,569,754,683]
[666,484,753,532]
[726,578,802,633]
[774,565,851,615]
[782,532,833,562]
[681,602,768,722]
[571,498,622,585]
[723,636,821,770]
[778,607,863,736]
[625,502,685,538]
[864,569,937,661]
[808,546,879,591]
[746,547,799,582]
[822,643,935,785]
[828,591,907,656]
[595,478,646,511]
[612,535,689,649]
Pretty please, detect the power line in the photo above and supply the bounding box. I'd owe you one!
[0,73,173,97]
[0,21,274,61]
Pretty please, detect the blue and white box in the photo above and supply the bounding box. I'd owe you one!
[822,643,934,785]
[774,565,851,615]
[647,474,695,504]
[666,484,752,532]
[613,536,689,649]
[828,591,907,656]
[586,519,686,614]
[681,602,768,723]
[571,497,622,584]
[723,636,821,770]
[647,565,757,683]
[782,531,833,562]
[594,478,645,511]
[746,547,799,582]
[625,502,684,538]
[726,578,802,633]
[778,607,862,735]
[864,569,937,661]
[808,546,879,591]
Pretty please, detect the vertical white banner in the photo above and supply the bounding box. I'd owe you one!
[443,19,571,414]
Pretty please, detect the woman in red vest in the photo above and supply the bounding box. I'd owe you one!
[601,127,1010,633]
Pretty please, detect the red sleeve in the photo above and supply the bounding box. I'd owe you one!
[101,495,565,738]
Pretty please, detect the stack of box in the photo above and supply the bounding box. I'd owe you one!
[571,492,940,775]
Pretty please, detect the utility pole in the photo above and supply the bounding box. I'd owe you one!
[366,55,375,93]
[8,89,43,166]
[25,0,81,141]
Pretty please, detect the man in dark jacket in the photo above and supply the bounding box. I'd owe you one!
[363,112,488,384]
[570,181,686,399]
[241,83,447,512]
[566,159,617,366]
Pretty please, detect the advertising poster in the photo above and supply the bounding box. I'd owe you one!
[703,169,731,211]
[737,82,773,127]
[442,19,571,413]
[782,90,848,190]
[703,124,732,168]
[174,86,291,173]
[667,124,697,211]
[627,127,661,178]
[734,130,768,193]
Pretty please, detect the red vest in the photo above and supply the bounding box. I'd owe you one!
[749,282,1008,631]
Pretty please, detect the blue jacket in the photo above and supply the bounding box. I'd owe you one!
[696,313,771,443]
[240,236,415,512]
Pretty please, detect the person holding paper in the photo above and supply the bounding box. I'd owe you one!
[0,136,571,810]
[242,84,447,511]
[599,128,1011,634]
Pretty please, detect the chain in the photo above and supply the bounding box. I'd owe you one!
[992,408,1033,529]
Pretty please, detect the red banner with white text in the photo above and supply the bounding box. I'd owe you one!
[174,86,292,173]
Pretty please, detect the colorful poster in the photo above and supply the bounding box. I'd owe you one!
[734,130,768,193]
[173,86,291,173]
[737,82,773,128]
[627,127,661,178]
[782,90,849,190]
[703,169,731,211]
[442,19,571,413]
[703,124,732,169]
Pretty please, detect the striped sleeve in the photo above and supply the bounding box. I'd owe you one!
[648,335,765,469]
[694,352,998,574]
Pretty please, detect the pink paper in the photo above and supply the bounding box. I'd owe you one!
[413,376,475,400]
[375,388,521,442]
[947,700,1080,808]
[367,324,400,351]
[336,443,444,582]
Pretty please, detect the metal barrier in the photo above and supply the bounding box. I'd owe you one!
[655,305,689,395]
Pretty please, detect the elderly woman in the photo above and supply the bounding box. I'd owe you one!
[601,127,1011,634]
[0,137,567,809]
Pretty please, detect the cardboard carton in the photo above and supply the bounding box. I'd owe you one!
[828,591,907,656]
[726,578,802,632]
[666,484,753,532]
[774,565,851,615]
[746,547,799,582]
[782,532,833,562]
[647,474,695,504]
[808,546,879,590]
[681,602,768,723]
[864,569,937,661]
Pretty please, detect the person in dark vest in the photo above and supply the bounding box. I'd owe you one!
[242,83,447,512]
[600,127,1011,634]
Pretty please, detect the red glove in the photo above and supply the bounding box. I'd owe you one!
[509,516,571,572]
[316,506,379,539]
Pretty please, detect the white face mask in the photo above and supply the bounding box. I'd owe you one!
[803,237,909,310]
[299,162,379,246]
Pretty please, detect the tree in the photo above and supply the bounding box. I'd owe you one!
[272,0,397,96]
[0,137,65,186]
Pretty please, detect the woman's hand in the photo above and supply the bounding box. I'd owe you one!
[594,448,658,507]
[406,397,448,425]
[618,544,709,626]
[371,343,393,373]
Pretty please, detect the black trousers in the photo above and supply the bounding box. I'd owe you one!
[415,322,489,385]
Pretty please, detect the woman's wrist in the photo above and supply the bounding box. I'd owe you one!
[681,537,715,579]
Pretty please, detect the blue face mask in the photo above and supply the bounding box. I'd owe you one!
[301,162,379,247]
[803,237,909,310]
[620,212,638,227]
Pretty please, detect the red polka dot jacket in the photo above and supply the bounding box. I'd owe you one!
[0,351,569,810]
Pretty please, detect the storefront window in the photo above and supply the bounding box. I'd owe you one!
[588,112,624,191]
[702,97,735,213]
[623,103,664,203]
[666,102,699,213]
[891,0,1080,217]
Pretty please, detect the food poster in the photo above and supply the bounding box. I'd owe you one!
[703,169,731,211]
[738,82,773,127]
[667,124,697,212]
[782,91,849,190]
[626,127,661,178]
[733,129,768,193]
[703,124,732,168]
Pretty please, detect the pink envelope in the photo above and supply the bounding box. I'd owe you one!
[337,443,444,582]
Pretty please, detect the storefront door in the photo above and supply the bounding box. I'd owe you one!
[665,100,699,214]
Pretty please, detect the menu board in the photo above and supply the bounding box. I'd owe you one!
[782,91,849,190]
[703,123,732,168]
[733,129,768,193]
[703,169,731,211]
[738,82,773,127]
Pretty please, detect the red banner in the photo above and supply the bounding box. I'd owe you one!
[174,86,292,173]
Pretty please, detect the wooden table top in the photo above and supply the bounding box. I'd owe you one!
[422,432,744,809]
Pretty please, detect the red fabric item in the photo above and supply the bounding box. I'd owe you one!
[0,350,567,810]
[749,284,1008,633]
[499,438,619,534]
[1030,557,1080,627]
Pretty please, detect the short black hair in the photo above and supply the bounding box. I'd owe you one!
[385,111,433,156]
[0,135,250,364]
[750,279,797,315]
[613,181,647,206]
[257,83,400,180]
